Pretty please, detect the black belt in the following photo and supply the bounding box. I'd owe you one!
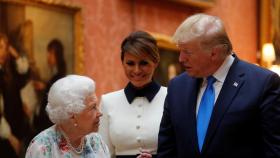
[116,155,157,158]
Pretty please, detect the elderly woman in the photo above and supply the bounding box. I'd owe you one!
[25,75,109,158]
[99,31,167,158]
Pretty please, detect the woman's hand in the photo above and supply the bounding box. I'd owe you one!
[136,149,153,158]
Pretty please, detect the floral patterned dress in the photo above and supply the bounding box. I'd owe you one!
[25,125,110,158]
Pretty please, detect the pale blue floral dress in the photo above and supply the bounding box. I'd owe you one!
[25,125,110,158]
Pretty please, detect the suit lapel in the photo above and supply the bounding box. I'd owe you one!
[184,77,202,155]
[176,75,202,156]
[201,58,245,153]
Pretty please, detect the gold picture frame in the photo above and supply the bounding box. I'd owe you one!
[150,32,184,86]
[166,0,215,9]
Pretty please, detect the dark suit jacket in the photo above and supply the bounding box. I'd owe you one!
[157,57,280,158]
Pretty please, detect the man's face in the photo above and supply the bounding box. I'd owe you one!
[177,39,213,77]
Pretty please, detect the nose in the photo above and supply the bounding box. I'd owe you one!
[179,52,186,63]
[133,65,141,74]
[179,52,185,62]
[97,109,103,117]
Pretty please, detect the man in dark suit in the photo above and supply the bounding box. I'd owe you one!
[157,13,280,158]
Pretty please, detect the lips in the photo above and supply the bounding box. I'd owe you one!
[131,75,147,82]
[181,64,190,70]
[132,77,143,81]
[95,120,100,126]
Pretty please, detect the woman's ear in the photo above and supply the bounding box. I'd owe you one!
[155,61,159,68]
[70,114,78,127]
[69,114,78,127]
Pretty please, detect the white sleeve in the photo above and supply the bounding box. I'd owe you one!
[99,96,115,158]
[16,56,29,74]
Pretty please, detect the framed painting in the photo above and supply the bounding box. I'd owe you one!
[166,0,215,9]
[151,33,184,86]
[0,0,84,79]
[0,1,84,155]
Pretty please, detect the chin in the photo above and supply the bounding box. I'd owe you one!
[92,126,99,132]
[186,71,197,77]
[133,84,146,88]
[132,81,152,88]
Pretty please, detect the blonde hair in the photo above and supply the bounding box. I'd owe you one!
[173,13,232,54]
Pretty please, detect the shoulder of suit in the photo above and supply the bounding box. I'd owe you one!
[237,59,275,76]
[168,72,193,85]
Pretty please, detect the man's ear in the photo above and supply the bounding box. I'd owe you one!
[211,44,225,59]
[210,46,218,59]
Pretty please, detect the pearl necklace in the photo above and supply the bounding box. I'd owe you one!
[57,126,85,155]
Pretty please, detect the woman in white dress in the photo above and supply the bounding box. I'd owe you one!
[25,75,110,158]
[99,31,167,158]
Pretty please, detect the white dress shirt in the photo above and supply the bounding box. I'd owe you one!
[196,55,235,114]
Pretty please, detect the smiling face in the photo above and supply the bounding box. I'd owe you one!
[122,52,158,88]
[75,94,102,134]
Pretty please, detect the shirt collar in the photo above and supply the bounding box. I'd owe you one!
[212,54,235,83]
[124,80,161,104]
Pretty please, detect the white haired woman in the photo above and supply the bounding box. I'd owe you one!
[25,75,109,158]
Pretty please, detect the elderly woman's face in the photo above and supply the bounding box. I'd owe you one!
[75,94,102,133]
[122,52,158,88]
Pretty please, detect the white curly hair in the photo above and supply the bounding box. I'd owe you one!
[46,75,96,124]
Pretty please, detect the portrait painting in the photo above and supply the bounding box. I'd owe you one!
[151,33,184,86]
[0,0,77,80]
[0,1,83,156]
[154,48,184,86]
[166,0,215,9]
